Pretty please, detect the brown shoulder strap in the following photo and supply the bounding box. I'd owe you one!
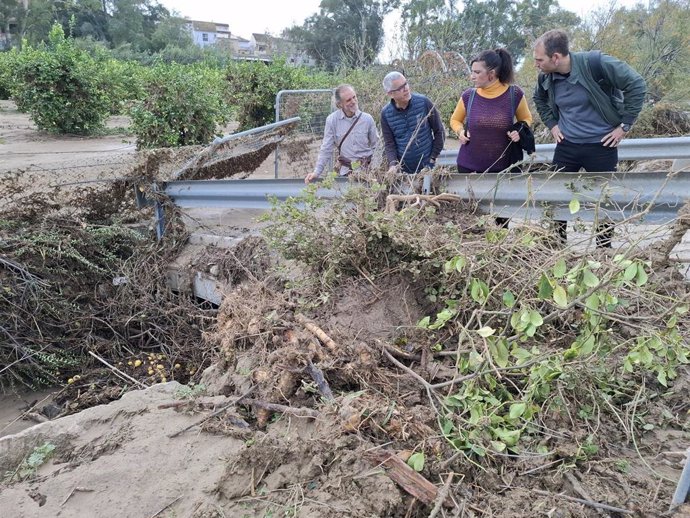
[337,113,362,153]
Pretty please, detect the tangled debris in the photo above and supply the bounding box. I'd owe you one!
[192,174,689,516]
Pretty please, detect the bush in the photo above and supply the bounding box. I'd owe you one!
[12,24,111,134]
[0,51,16,100]
[226,59,317,130]
[129,62,229,148]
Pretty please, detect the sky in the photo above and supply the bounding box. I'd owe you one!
[158,0,646,56]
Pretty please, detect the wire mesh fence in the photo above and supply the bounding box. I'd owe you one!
[274,89,335,179]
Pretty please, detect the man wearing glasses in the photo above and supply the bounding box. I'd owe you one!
[381,72,445,174]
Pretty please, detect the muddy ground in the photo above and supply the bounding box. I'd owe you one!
[1,100,689,518]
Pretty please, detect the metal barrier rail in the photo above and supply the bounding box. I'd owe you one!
[139,171,690,238]
[441,170,689,224]
[437,136,690,166]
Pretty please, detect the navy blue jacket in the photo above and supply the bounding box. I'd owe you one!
[381,93,445,174]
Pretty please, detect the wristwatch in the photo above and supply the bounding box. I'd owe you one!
[620,123,631,132]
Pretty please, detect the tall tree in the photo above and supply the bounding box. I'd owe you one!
[0,0,24,49]
[397,0,579,63]
[286,0,398,70]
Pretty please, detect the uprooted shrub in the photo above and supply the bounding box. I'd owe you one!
[11,23,111,135]
[249,173,690,463]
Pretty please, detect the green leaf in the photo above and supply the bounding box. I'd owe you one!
[417,316,430,329]
[529,311,543,327]
[569,198,580,214]
[502,290,516,308]
[490,441,507,452]
[509,402,526,419]
[492,427,520,447]
[407,452,425,472]
[553,258,567,278]
[553,285,568,307]
[582,269,600,288]
[623,262,638,281]
[657,369,667,387]
[538,274,553,299]
[477,326,495,338]
[635,264,648,286]
[585,294,600,312]
[489,339,510,368]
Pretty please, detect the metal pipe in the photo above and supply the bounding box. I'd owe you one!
[671,448,690,509]
[437,136,690,166]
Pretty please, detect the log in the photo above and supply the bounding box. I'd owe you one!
[366,450,453,507]
[295,314,338,353]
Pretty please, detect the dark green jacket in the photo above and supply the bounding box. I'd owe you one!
[533,51,646,130]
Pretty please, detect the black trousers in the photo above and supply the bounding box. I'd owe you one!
[457,165,510,229]
[552,140,617,248]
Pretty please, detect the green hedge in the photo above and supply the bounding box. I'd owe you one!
[129,62,229,148]
[12,24,111,134]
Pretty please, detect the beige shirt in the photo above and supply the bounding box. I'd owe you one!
[313,109,378,177]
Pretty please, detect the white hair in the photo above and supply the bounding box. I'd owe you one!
[383,71,405,92]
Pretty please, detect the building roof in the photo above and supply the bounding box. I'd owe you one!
[190,20,230,32]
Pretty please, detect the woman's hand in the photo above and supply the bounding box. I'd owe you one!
[507,130,521,142]
[457,129,470,145]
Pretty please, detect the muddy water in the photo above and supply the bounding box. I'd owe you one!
[0,388,59,438]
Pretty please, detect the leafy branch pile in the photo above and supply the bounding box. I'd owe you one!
[207,175,689,515]
[0,212,215,395]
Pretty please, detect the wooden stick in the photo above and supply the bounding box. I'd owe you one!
[167,387,255,438]
[60,486,95,507]
[382,348,431,389]
[88,351,148,389]
[148,495,182,518]
[295,314,338,352]
[428,472,455,518]
[241,399,320,419]
[532,489,633,514]
[305,360,334,400]
[366,451,453,507]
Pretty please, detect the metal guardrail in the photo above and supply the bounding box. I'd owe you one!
[441,170,689,224]
[135,136,690,238]
[437,136,690,166]
[139,171,690,239]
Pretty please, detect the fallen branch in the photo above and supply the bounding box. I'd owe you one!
[88,351,148,389]
[296,314,338,353]
[241,399,320,419]
[428,472,455,518]
[305,359,334,400]
[60,486,95,507]
[168,387,255,438]
[532,489,633,514]
[385,193,462,213]
[366,450,453,507]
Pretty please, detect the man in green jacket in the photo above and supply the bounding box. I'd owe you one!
[533,29,646,246]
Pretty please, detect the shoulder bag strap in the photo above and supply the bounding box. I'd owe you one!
[465,88,476,137]
[336,113,362,154]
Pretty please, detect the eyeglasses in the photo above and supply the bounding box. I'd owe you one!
[388,81,409,94]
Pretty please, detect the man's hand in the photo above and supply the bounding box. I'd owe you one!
[304,172,318,184]
[601,126,626,148]
[550,125,564,143]
[387,165,398,175]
